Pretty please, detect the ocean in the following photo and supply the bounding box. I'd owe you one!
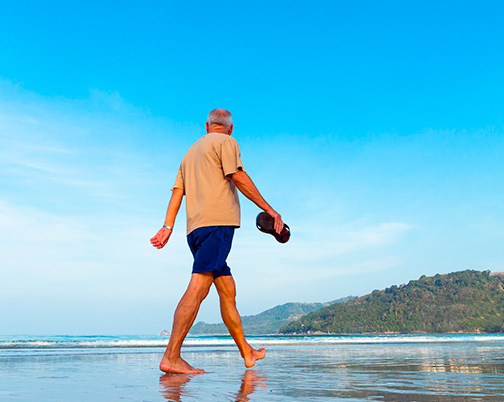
[1,334,504,401]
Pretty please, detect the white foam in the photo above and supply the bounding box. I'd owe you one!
[77,340,168,347]
[1,334,503,350]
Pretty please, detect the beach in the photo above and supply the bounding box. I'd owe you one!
[1,334,504,401]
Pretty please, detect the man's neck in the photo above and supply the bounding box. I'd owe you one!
[206,123,233,135]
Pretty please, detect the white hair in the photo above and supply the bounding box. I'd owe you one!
[207,109,232,129]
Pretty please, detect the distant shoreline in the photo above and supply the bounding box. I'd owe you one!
[282,331,504,335]
[184,331,504,336]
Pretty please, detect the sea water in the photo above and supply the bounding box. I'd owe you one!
[1,334,504,401]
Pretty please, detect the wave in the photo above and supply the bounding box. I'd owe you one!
[1,334,504,350]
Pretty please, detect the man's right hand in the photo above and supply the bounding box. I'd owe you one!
[150,227,172,249]
[266,209,284,234]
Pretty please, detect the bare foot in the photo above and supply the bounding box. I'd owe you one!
[243,347,266,368]
[159,356,205,374]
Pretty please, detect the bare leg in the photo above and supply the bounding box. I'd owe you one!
[160,273,214,374]
[214,275,266,368]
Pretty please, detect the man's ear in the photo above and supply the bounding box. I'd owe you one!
[206,122,210,133]
[228,125,233,135]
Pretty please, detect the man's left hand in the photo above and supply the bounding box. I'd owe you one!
[150,228,172,249]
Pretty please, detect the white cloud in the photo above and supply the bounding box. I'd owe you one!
[0,82,202,330]
[0,81,200,215]
[345,222,413,248]
[233,219,413,267]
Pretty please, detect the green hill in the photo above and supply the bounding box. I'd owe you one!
[189,296,356,335]
[280,270,504,334]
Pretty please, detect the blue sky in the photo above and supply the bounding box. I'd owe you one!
[1,1,503,334]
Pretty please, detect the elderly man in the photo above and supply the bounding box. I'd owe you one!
[151,109,284,374]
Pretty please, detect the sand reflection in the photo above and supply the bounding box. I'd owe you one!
[159,373,195,401]
[159,369,266,402]
[234,370,267,401]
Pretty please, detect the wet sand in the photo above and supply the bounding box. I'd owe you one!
[1,341,504,401]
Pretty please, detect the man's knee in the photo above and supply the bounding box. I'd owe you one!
[199,285,212,301]
[187,273,214,301]
[215,276,237,300]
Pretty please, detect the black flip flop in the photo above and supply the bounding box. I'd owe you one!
[256,212,291,243]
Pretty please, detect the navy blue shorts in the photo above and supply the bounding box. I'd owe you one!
[187,226,235,278]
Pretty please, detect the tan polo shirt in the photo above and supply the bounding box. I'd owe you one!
[172,132,244,235]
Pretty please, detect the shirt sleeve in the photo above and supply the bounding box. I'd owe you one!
[221,137,245,176]
[171,166,185,193]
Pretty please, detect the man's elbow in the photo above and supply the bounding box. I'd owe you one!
[229,169,247,185]
[172,187,185,199]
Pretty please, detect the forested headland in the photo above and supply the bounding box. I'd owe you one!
[280,270,504,334]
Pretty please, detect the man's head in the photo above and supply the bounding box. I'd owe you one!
[206,109,233,135]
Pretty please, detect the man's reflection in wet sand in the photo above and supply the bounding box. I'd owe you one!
[235,370,267,402]
[159,373,194,401]
[159,370,266,402]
